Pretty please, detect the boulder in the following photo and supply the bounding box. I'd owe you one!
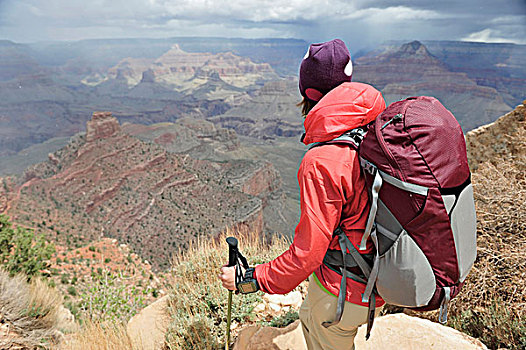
[233,314,488,350]
[127,295,170,350]
[355,314,487,349]
[233,320,306,350]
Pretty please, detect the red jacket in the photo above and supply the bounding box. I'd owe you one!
[254,82,386,306]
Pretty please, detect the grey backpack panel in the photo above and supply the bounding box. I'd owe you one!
[448,184,477,282]
[376,230,436,307]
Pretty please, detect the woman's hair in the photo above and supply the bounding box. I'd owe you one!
[297,97,317,117]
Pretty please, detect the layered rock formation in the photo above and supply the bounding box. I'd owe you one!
[353,41,512,131]
[91,44,279,96]
[0,41,45,82]
[122,117,240,158]
[0,40,283,157]
[209,79,303,139]
[421,40,526,107]
[4,112,281,269]
[1,38,521,162]
[0,72,85,156]
[85,111,121,142]
[121,117,290,236]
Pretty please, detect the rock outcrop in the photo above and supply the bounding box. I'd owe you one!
[233,320,306,350]
[85,111,121,142]
[465,102,525,171]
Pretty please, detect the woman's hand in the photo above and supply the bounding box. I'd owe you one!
[218,265,237,291]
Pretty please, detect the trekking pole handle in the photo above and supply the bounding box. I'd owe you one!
[226,237,238,267]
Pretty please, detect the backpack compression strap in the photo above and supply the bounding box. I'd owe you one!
[322,228,371,320]
[322,227,378,339]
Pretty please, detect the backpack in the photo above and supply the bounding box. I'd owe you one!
[320,96,477,339]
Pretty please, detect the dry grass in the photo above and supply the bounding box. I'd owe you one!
[57,321,136,350]
[165,229,290,350]
[446,154,526,349]
[468,161,526,309]
[0,268,62,349]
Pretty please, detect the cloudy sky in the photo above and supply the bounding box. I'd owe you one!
[0,0,525,50]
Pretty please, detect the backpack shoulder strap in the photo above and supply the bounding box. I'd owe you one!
[309,126,368,150]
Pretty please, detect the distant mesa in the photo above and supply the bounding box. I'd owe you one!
[140,69,156,83]
[209,79,304,139]
[89,44,279,93]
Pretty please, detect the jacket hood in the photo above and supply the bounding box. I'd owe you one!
[302,82,385,145]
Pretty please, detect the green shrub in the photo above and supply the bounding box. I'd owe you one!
[78,268,147,323]
[0,214,55,278]
[449,299,526,349]
[67,286,77,296]
[264,309,299,328]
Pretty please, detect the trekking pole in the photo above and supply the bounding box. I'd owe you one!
[225,237,238,350]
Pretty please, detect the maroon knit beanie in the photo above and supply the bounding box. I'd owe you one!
[299,39,353,102]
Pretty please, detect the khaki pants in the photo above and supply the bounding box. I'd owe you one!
[299,275,382,350]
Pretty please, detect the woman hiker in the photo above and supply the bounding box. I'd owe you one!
[219,39,386,350]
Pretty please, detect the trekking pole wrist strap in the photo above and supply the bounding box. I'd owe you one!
[236,267,260,294]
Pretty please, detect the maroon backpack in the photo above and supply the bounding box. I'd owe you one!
[322,96,477,339]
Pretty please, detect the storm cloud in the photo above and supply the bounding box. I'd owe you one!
[0,0,524,49]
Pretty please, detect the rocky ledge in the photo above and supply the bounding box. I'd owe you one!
[234,314,488,350]
[466,102,525,171]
